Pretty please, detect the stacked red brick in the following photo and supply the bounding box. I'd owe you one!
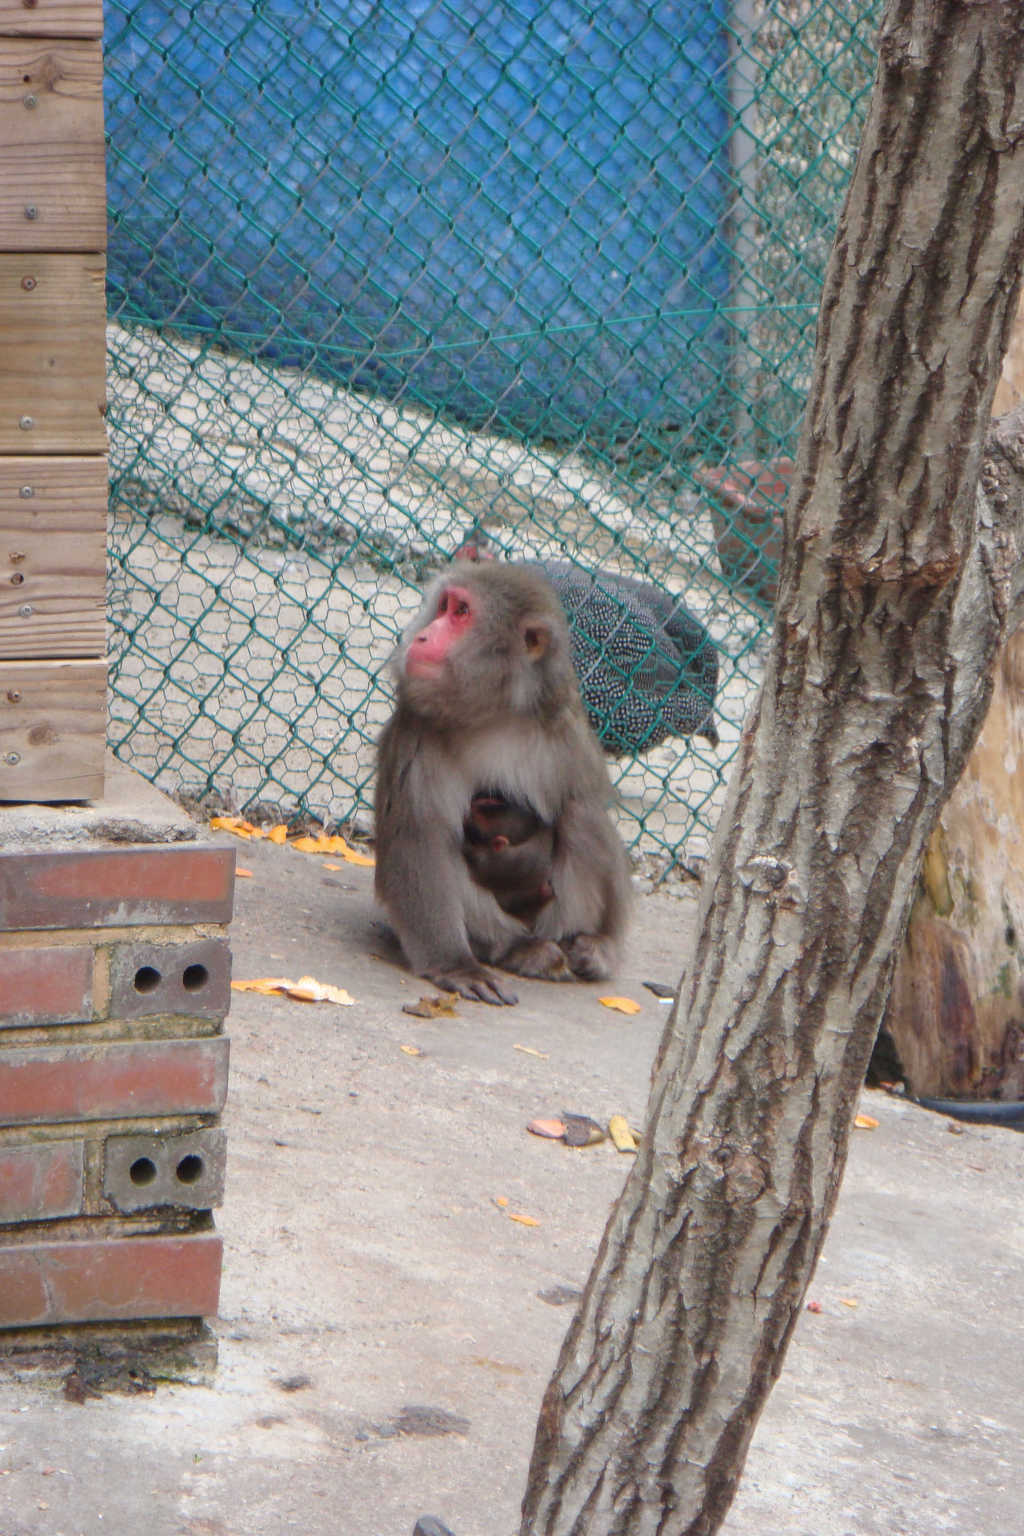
[0,794,235,1328]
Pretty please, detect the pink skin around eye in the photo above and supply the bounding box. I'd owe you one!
[405,585,474,676]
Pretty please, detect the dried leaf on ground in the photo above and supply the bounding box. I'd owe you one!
[402,993,459,1019]
[598,995,642,1015]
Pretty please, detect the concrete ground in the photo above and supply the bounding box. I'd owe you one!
[0,832,1021,1536]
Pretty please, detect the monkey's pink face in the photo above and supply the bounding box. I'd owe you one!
[405,584,474,677]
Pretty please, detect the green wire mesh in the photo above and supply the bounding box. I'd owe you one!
[104,0,883,867]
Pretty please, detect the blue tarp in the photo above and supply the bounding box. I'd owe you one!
[105,1,730,442]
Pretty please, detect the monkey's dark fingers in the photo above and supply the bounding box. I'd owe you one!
[423,963,518,1007]
[468,974,519,1006]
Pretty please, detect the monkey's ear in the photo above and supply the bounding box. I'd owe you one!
[521,620,550,661]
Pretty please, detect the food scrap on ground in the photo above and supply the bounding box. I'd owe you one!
[527,1112,628,1149]
[608,1114,639,1153]
[527,1118,567,1140]
[231,975,356,1005]
[599,995,642,1015]
[290,832,376,865]
[562,1112,605,1147]
[402,993,460,1019]
[211,816,375,865]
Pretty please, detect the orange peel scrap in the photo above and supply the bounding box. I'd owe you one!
[598,995,642,1015]
[290,833,376,866]
[210,816,374,865]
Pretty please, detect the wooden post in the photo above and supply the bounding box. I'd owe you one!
[0,0,106,801]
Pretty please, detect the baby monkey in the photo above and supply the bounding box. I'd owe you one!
[463,792,555,926]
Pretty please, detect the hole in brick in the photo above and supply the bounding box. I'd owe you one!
[176,1154,204,1184]
[182,963,210,992]
[134,965,162,994]
[129,1157,158,1186]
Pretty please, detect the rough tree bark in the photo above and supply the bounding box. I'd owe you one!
[887,618,1024,1100]
[521,4,1024,1534]
[883,301,1024,1104]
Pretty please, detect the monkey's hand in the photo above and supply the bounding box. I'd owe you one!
[563,934,615,982]
[501,937,574,981]
[422,961,518,1007]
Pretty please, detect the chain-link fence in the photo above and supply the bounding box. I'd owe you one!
[104,0,882,866]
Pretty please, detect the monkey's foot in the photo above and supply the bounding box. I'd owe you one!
[422,961,518,1006]
[563,934,615,981]
[500,937,574,982]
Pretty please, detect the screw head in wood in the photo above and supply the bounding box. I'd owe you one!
[23,93,37,109]
[18,604,32,618]
[4,753,21,767]
[19,485,33,498]
[18,417,33,431]
[21,276,36,291]
[24,204,38,220]
[5,691,21,703]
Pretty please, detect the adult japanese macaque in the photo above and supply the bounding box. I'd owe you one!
[462,792,555,926]
[375,564,631,1005]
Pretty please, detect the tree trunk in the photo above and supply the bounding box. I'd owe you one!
[885,292,1024,1100]
[521,5,1024,1534]
[886,620,1024,1099]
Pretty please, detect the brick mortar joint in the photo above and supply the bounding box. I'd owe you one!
[0,924,231,950]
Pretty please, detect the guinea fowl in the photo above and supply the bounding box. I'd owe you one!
[456,541,718,756]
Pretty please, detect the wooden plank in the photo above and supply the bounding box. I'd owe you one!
[0,456,106,659]
[0,3,102,39]
[0,40,104,250]
[0,254,106,452]
[0,657,105,800]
